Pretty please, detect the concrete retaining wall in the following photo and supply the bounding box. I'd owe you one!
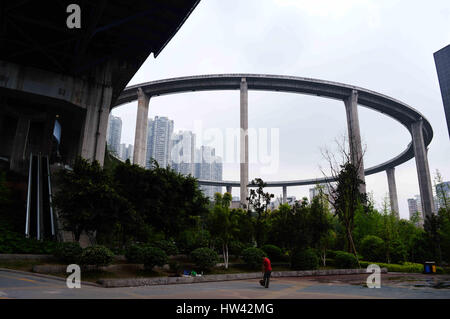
[98,268,388,288]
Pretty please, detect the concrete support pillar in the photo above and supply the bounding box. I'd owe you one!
[240,78,249,208]
[386,167,399,217]
[80,85,112,166]
[133,88,150,167]
[344,90,366,194]
[94,96,111,164]
[411,119,435,219]
[282,186,287,204]
[10,117,30,171]
[226,185,232,194]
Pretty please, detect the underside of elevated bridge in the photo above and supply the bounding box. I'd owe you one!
[0,0,200,173]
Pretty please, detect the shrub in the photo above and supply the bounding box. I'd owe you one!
[80,245,114,267]
[360,261,426,273]
[326,250,338,259]
[290,248,319,270]
[125,244,145,263]
[168,260,183,275]
[153,240,179,256]
[261,244,284,262]
[360,235,385,262]
[334,251,359,269]
[54,242,83,264]
[241,247,265,270]
[190,247,219,272]
[229,240,246,256]
[388,240,407,264]
[0,226,58,254]
[176,230,210,254]
[141,246,168,271]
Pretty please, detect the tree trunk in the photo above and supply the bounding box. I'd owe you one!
[223,243,229,269]
[321,251,326,267]
[347,226,360,268]
[226,244,229,269]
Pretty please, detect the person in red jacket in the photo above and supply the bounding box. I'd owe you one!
[261,255,272,288]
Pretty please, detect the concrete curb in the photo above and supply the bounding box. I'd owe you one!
[98,268,388,288]
[0,267,101,287]
[0,254,125,262]
[32,263,146,274]
[0,254,56,261]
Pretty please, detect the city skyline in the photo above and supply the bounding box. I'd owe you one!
[107,114,224,199]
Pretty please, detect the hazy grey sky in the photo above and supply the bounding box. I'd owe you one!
[112,0,450,219]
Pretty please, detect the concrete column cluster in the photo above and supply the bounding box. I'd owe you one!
[133,88,150,167]
[282,186,287,204]
[240,78,249,208]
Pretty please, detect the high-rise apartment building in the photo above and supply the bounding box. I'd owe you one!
[436,181,450,209]
[434,44,450,139]
[106,115,122,155]
[408,195,424,227]
[309,183,334,212]
[171,131,196,176]
[194,146,223,199]
[146,116,174,169]
[119,143,134,162]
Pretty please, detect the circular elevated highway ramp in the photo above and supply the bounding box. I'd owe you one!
[114,74,433,188]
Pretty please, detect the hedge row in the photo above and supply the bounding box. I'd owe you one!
[359,261,444,274]
[54,243,114,267]
[0,227,57,254]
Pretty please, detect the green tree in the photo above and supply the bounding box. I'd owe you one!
[113,159,210,241]
[206,192,237,269]
[267,203,292,250]
[231,208,254,245]
[379,196,400,264]
[247,178,274,247]
[54,157,137,244]
[328,162,366,265]
[424,214,443,264]
[434,169,449,211]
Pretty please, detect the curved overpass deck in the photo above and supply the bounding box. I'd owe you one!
[114,74,433,187]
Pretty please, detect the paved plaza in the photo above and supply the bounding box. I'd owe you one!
[0,270,449,299]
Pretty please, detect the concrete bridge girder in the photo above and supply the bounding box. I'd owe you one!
[0,59,114,169]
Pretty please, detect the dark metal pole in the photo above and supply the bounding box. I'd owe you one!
[46,157,55,237]
[37,154,41,240]
[25,153,32,237]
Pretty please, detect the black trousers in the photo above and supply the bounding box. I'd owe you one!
[263,271,271,288]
